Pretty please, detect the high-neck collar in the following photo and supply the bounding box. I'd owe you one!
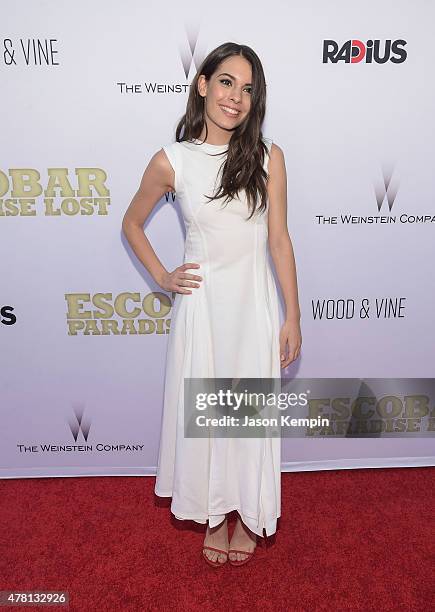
[191,138,229,152]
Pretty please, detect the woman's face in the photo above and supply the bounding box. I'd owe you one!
[198,55,252,135]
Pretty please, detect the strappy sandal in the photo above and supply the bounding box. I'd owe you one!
[228,548,255,566]
[202,545,228,567]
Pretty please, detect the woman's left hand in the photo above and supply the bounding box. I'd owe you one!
[279,319,302,368]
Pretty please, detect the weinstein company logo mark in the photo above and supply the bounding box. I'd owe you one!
[371,166,433,223]
[117,25,206,95]
[178,26,204,79]
[17,405,145,454]
[375,165,398,213]
[316,165,435,225]
[323,39,407,64]
[68,404,91,442]
[67,405,146,453]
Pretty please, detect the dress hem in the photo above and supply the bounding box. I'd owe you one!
[158,498,280,537]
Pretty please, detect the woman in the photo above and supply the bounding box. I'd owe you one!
[122,42,301,567]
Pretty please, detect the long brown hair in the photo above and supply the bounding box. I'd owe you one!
[174,42,269,221]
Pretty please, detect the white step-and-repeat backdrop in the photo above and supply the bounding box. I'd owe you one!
[2,0,434,478]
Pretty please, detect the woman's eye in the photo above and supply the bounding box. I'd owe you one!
[219,79,251,94]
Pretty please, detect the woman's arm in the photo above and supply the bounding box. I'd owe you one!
[267,143,302,366]
[122,149,174,286]
[122,150,202,295]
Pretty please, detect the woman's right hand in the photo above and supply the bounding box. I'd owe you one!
[160,262,203,294]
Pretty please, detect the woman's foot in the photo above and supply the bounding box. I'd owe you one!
[228,516,257,563]
[203,517,229,565]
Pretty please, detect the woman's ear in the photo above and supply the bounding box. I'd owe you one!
[197,74,207,98]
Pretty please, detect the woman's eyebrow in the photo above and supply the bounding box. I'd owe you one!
[217,72,252,86]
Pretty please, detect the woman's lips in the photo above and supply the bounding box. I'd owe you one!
[220,105,240,118]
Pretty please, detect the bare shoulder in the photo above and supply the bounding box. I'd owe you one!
[139,147,174,193]
[268,142,286,180]
[150,147,173,171]
[269,142,285,160]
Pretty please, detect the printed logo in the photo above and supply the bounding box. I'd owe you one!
[0,168,111,217]
[311,297,407,320]
[323,39,407,64]
[117,24,207,95]
[16,404,146,454]
[315,165,435,225]
[65,291,173,336]
[1,37,60,66]
[374,164,398,212]
[69,404,91,442]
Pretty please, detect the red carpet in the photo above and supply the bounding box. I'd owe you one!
[1,467,433,611]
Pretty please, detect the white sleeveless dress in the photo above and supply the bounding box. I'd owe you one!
[154,137,281,537]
